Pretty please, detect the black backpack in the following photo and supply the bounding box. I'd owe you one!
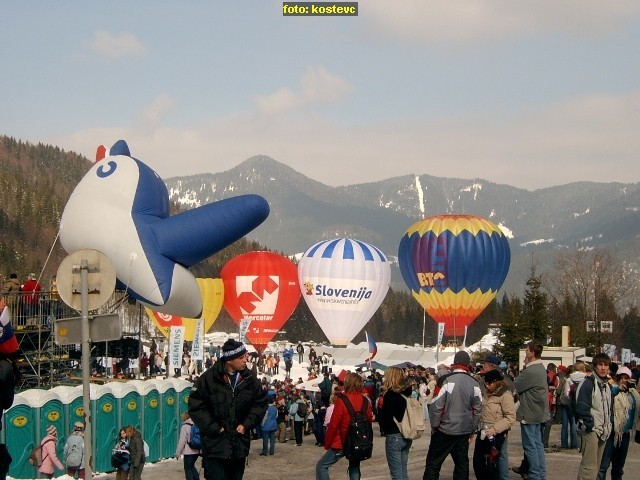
[339,394,373,462]
[296,401,308,418]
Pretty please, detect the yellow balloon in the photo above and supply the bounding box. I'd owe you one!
[145,278,224,340]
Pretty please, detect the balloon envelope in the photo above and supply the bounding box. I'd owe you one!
[145,278,224,340]
[221,251,300,353]
[298,238,390,346]
[398,214,510,336]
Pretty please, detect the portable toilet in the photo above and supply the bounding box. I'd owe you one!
[50,385,84,437]
[168,377,193,418]
[137,379,161,462]
[4,390,41,479]
[39,389,66,464]
[105,382,141,432]
[157,380,179,459]
[90,384,118,473]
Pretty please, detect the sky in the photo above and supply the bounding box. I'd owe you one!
[2,1,640,190]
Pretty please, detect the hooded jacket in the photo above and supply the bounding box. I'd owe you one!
[324,391,373,451]
[575,373,612,440]
[188,359,268,460]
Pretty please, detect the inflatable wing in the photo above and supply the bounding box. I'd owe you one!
[60,140,269,318]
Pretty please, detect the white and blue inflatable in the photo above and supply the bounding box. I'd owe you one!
[60,140,269,318]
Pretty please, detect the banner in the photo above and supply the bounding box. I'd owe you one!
[239,318,251,344]
[622,348,631,364]
[437,322,445,345]
[169,326,185,370]
[191,319,204,361]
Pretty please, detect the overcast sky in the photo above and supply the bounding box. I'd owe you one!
[2,1,639,190]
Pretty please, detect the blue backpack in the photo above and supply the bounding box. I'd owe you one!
[188,423,202,449]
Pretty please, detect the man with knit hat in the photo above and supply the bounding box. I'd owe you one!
[188,339,268,480]
[423,350,483,480]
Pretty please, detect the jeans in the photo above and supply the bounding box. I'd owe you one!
[316,448,361,480]
[597,431,631,480]
[183,454,199,480]
[423,429,470,480]
[520,423,546,480]
[560,405,577,449]
[498,434,509,480]
[262,429,276,455]
[385,433,412,480]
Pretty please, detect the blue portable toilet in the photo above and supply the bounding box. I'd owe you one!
[3,390,40,479]
[106,382,141,432]
[50,385,84,436]
[169,377,193,419]
[91,384,118,473]
[138,380,161,462]
[158,380,179,459]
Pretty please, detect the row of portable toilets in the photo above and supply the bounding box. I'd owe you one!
[0,378,193,479]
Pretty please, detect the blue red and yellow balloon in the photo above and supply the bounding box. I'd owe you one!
[398,215,510,337]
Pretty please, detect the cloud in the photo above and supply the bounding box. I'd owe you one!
[141,93,175,125]
[88,30,147,59]
[253,66,354,114]
[54,90,640,191]
[362,1,640,45]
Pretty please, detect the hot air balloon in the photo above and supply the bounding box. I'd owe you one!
[221,251,300,354]
[145,278,224,340]
[398,214,510,337]
[298,238,390,346]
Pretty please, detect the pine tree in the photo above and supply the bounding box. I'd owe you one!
[496,295,525,365]
[522,265,550,344]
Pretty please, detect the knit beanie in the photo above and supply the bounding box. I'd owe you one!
[46,425,57,437]
[220,339,247,361]
[484,369,503,384]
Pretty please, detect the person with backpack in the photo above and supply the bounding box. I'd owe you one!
[378,366,415,480]
[575,353,613,480]
[316,372,373,480]
[472,369,515,480]
[63,422,86,479]
[38,425,63,479]
[424,350,483,480]
[260,396,278,456]
[559,364,583,450]
[289,394,308,446]
[175,412,201,480]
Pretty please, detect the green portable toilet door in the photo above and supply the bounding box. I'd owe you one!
[161,388,178,459]
[178,386,191,418]
[121,391,142,432]
[93,393,117,473]
[40,399,65,471]
[68,398,85,433]
[5,404,36,479]
[143,390,161,462]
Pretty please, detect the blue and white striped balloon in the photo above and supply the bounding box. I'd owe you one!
[298,238,390,345]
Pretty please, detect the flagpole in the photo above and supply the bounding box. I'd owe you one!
[422,309,426,350]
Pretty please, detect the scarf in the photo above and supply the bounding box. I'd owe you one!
[612,390,633,447]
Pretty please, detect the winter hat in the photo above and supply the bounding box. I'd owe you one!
[484,354,502,366]
[616,366,633,378]
[220,339,247,361]
[74,422,85,430]
[453,350,471,367]
[484,369,504,384]
[46,425,57,437]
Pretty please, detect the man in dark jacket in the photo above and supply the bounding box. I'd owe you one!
[188,339,267,480]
